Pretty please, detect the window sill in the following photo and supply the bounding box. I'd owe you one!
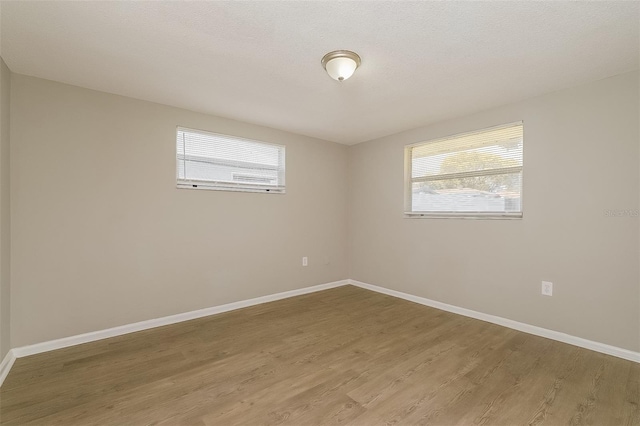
[404,212,522,220]
[177,183,285,194]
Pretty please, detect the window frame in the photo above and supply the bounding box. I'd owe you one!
[176,126,286,194]
[404,121,524,219]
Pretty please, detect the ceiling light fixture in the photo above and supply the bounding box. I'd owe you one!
[321,50,361,82]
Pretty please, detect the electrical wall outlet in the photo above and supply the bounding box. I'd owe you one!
[302,257,308,267]
[542,281,553,296]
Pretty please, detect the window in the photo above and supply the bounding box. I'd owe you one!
[404,122,523,218]
[176,127,285,193]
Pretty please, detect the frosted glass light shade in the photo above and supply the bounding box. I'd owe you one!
[321,50,361,81]
[325,57,357,81]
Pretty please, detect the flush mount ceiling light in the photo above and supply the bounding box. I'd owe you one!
[321,50,361,82]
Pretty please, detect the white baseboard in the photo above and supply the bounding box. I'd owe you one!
[0,349,16,387]
[10,279,349,360]
[2,277,637,388]
[348,279,640,363]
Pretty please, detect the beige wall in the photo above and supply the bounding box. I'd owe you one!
[348,71,640,351]
[10,74,349,347]
[7,71,640,353]
[0,58,10,359]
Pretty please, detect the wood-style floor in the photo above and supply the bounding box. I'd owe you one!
[0,285,638,425]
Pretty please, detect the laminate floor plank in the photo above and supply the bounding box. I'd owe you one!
[623,366,640,425]
[0,285,637,425]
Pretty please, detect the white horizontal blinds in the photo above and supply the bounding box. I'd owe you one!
[409,122,523,214]
[177,127,285,192]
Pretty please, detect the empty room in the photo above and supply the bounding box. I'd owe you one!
[0,1,638,425]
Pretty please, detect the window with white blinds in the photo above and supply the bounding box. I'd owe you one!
[405,122,523,218]
[176,127,285,193]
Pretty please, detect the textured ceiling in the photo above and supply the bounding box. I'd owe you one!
[1,1,638,145]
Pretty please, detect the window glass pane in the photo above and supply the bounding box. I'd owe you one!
[180,159,279,186]
[178,131,280,167]
[412,141,523,178]
[407,123,523,215]
[411,172,522,213]
[177,128,285,191]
